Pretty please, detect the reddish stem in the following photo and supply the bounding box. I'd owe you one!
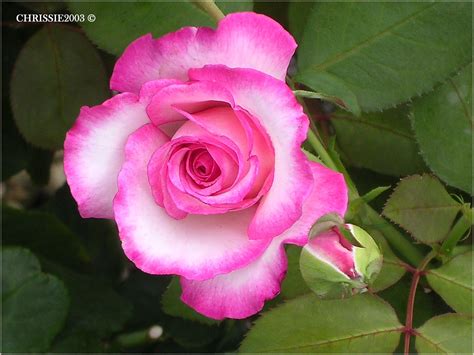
[403,251,436,355]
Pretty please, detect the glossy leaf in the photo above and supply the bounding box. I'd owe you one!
[411,63,472,193]
[2,247,69,352]
[297,73,361,115]
[288,1,315,44]
[426,252,473,314]
[295,2,472,112]
[383,175,462,244]
[332,107,426,176]
[240,294,402,353]
[68,1,253,55]
[415,314,473,354]
[10,25,109,149]
[162,277,218,326]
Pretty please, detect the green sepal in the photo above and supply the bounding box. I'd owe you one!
[348,225,384,284]
[300,247,365,300]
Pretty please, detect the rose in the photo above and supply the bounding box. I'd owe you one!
[64,12,348,319]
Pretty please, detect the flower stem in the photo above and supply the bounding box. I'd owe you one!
[403,250,437,355]
[192,0,224,22]
[306,129,338,171]
[114,325,164,349]
[439,208,472,257]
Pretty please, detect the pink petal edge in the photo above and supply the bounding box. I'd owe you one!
[111,12,297,93]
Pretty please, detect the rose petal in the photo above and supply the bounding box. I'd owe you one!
[114,124,271,280]
[278,161,349,246]
[64,80,175,219]
[189,66,313,239]
[173,106,251,158]
[111,12,297,93]
[180,234,288,320]
[64,94,147,218]
[147,81,235,126]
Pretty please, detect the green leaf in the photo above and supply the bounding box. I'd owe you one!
[2,206,89,270]
[280,245,310,299]
[45,264,133,352]
[2,247,69,352]
[332,107,427,176]
[288,1,316,44]
[240,294,402,353]
[383,175,462,244]
[411,63,472,194]
[415,314,473,354]
[68,1,253,55]
[10,25,109,149]
[42,261,133,341]
[369,230,406,292]
[426,252,473,314]
[295,2,472,112]
[162,277,218,326]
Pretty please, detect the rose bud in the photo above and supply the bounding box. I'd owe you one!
[300,224,382,299]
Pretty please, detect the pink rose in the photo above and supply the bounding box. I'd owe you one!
[64,13,348,319]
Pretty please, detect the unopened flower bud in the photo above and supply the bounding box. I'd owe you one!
[300,223,382,299]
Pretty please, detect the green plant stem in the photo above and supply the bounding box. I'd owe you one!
[114,326,164,349]
[192,0,224,22]
[306,129,338,171]
[439,212,472,257]
[403,250,437,355]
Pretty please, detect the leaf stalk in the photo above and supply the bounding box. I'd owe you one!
[403,250,437,354]
[192,0,224,22]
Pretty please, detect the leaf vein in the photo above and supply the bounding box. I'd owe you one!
[311,3,437,72]
[427,271,473,291]
[255,327,403,353]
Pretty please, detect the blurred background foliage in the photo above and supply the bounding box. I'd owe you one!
[2,1,472,353]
